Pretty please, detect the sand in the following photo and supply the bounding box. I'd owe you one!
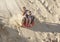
[0,0,60,42]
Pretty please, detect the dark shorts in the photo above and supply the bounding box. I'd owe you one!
[31,16,35,23]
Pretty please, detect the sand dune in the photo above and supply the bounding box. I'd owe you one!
[0,0,60,42]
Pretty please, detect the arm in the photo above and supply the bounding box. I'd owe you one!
[22,11,26,15]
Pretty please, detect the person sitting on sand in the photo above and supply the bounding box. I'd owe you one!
[28,11,35,26]
[22,7,29,26]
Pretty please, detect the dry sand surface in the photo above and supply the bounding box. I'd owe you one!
[0,0,60,42]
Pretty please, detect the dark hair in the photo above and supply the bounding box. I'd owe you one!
[29,11,31,13]
[29,11,32,15]
[23,7,26,9]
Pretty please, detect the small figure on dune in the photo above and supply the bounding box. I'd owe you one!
[21,7,29,26]
[28,11,35,26]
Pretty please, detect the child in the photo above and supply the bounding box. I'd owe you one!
[22,7,29,26]
[28,11,35,26]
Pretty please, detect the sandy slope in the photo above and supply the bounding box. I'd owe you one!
[0,0,60,42]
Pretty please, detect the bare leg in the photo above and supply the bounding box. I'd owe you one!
[21,17,26,26]
[29,18,31,24]
[31,16,35,24]
[28,17,32,27]
[25,18,28,26]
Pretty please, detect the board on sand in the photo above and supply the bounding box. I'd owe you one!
[22,21,35,28]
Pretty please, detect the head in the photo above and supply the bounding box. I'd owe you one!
[23,7,26,11]
[29,11,32,15]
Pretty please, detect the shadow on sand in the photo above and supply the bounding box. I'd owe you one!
[27,18,60,33]
[0,24,28,42]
